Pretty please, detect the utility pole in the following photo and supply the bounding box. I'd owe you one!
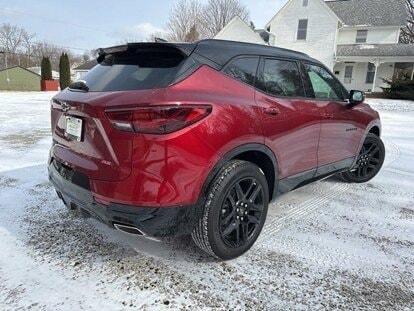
[0,51,10,89]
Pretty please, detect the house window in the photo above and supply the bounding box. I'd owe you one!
[366,63,376,83]
[394,62,414,80]
[297,19,308,40]
[344,66,354,84]
[303,0,309,7]
[356,30,368,43]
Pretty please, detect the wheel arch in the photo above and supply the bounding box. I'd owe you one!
[352,120,382,167]
[200,144,279,202]
[368,125,381,137]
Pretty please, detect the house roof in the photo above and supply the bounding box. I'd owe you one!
[0,65,41,77]
[74,59,97,70]
[325,0,407,27]
[214,16,266,45]
[336,44,414,57]
[266,0,341,28]
[27,67,59,79]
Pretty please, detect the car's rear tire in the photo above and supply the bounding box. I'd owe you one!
[191,160,269,260]
[338,133,385,183]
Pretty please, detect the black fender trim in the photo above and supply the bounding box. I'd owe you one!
[352,120,382,167]
[199,143,279,203]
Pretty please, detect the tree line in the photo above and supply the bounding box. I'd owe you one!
[163,0,249,42]
[157,0,414,44]
[1,0,412,71]
[0,23,92,71]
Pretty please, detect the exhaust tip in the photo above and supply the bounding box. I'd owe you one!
[113,223,144,236]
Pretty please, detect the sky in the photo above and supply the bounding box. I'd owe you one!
[0,0,286,54]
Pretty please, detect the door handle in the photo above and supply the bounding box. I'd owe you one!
[264,107,280,115]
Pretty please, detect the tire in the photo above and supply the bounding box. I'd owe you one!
[191,160,269,260]
[339,133,385,183]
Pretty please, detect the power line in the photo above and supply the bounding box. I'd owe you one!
[31,41,90,52]
[0,8,109,52]
[0,51,51,59]
[0,8,110,35]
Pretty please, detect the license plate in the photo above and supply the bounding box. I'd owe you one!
[65,116,83,141]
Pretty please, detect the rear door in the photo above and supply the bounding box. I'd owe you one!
[301,62,364,167]
[255,57,322,179]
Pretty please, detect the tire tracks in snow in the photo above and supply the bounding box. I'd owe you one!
[259,138,401,242]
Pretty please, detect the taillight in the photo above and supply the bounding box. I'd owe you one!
[105,105,212,134]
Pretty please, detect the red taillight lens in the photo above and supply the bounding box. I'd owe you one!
[106,105,212,134]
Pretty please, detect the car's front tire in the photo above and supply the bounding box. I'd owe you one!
[339,133,385,183]
[192,160,269,260]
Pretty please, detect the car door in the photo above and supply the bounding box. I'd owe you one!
[255,57,322,180]
[301,62,364,168]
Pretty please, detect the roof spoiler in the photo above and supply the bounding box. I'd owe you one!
[97,42,197,63]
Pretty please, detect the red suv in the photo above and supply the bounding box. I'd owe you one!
[49,40,385,259]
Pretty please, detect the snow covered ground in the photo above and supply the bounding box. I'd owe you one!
[0,92,413,310]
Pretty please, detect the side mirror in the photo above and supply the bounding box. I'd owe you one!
[349,90,365,105]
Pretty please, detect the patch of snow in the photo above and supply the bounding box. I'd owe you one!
[0,93,413,309]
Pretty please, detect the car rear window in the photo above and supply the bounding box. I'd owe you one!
[80,50,186,92]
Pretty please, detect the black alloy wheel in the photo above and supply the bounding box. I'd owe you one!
[192,160,270,260]
[339,133,385,183]
[219,178,265,248]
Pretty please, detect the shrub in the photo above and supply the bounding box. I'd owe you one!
[40,57,52,81]
[59,53,71,89]
[381,75,414,100]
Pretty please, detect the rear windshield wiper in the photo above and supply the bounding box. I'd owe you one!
[69,80,89,92]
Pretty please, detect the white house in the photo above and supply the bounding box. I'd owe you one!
[214,16,270,45]
[73,59,97,81]
[266,0,414,92]
[218,0,414,92]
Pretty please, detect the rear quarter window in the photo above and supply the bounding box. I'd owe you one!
[222,57,259,87]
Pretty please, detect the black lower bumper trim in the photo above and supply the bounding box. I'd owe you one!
[48,161,201,237]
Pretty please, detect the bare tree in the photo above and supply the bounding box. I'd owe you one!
[82,52,90,62]
[0,23,25,53]
[20,31,36,67]
[0,23,37,68]
[31,41,79,70]
[0,23,85,71]
[400,0,414,43]
[166,0,203,42]
[200,0,249,38]
[184,25,200,42]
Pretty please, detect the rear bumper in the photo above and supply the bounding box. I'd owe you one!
[48,160,201,237]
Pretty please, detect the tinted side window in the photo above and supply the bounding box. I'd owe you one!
[223,57,259,87]
[304,63,345,100]
[258,59,304,97]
